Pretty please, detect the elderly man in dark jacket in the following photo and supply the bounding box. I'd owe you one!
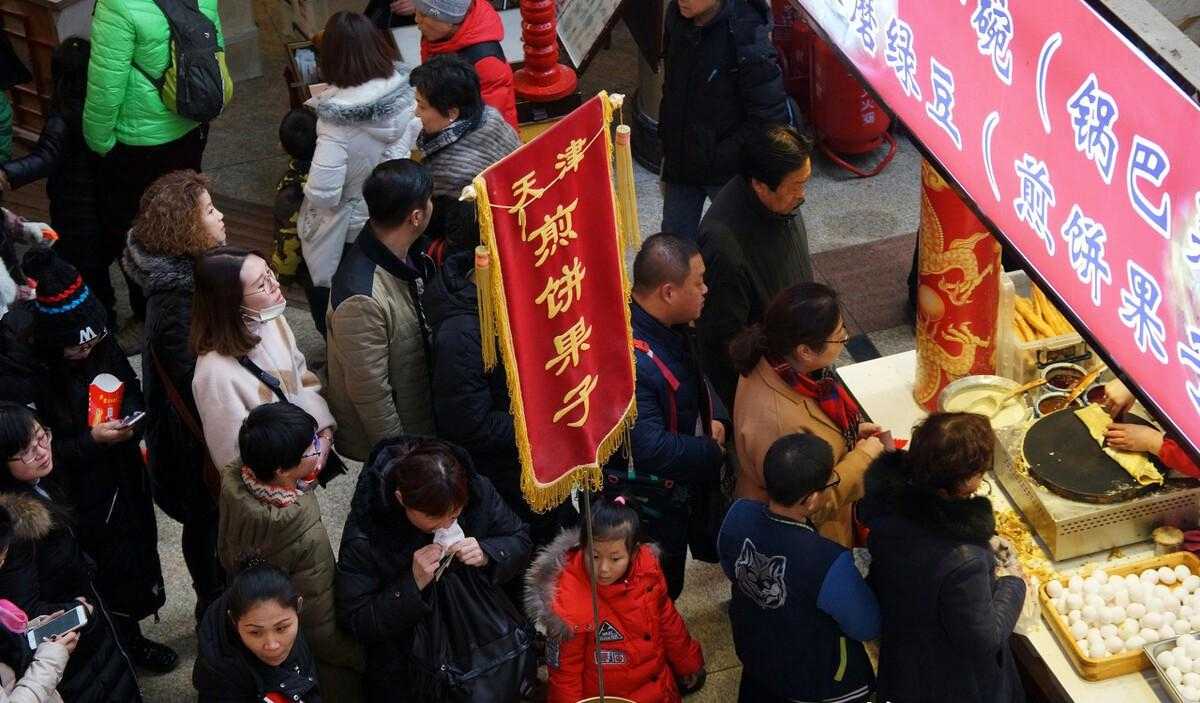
[697,124,814,411]
[604,234,729,599]
[658,0,795,241]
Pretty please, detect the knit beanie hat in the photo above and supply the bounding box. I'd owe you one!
[413,0,471,23]
[23,248,107,350]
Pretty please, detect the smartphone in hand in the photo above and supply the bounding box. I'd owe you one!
[25,606,87,649]
[117,411,146,429]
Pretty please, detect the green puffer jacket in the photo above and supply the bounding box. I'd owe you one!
[216,462,365,691]
[83,0,227,155]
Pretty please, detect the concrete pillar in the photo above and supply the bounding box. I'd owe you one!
[220,0,263,81]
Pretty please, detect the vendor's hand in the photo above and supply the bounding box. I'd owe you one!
[412,544,445,591]
[452,537,489,568]
[390,0,414,14]
[1102,379,1135,418]
[710,421,726,447]
[855,435,884,460]
[1104,423,1164,455]
[49,630,79,654]
[90,420,133,445]
[857,422,882,440]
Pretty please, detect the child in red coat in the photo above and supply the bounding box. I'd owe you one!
[527,496,706,703]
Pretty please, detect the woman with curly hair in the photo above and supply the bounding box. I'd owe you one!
[122,169,227,624]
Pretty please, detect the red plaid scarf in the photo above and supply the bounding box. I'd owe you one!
[769,357,863,452]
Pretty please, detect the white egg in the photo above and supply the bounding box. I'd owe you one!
[1128,603,1148,619]
[1182,635,1198,645]
[1178,565,1193,581]
[1162,566,1180,585]
[1099,583,1117,602]
[1184,606,1197,622]
[1156,584,1174,600]
[1185,576,1200,594]
[1190,614,1200,631]
[1105,635,1125,653]
[1181,656,1195,674]
[1141,628,1161,642]
[1170,666,1186,684]
[1163,625,1179,640]
[1089,642,1109,659]
[1111,606,1127,623]
[1070,575,1086,592]
[1144,569,1162,585]
[1129,583,1148,602]
[1162,650,1179,668]
[1183,686,1200,702]
[1120,619,1141,638]
[1071,620,1090,638]
[1144,612,1165,629]
[1126,574,1141,588]
[1099,624,1119,638]
[1076,638,1089,653]
[1067,594,1085,611]
[1185,672,1200,689]
[1188,641,1200,660]
[1126,635,1147,650]
[1082,604,1099,623]
[1094,569,1110,584]
[1085,594,1105,609]
[1068,609,1083,623]
[1100,607,1118,625]
[1173,596,1189,614]
[1084,577,1101,594]
[1047,580,1065,598]
[1149,598,1167,613]
[1114,590,1131,608]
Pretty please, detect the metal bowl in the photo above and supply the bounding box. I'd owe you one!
[1034,390,1085,417]
[1041,361,1088,392]
[938,375,1033,429]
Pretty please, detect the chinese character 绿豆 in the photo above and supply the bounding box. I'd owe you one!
[1060,205,1112,306]
[545,316,593,376]
[1066,74,1120,184]
[552,374,599,428]
[926,58,962,150]
[536,257,586,319]
[1118,260,1168,364]
[884,16,921,100]
[1127,135,1172,240]
[971,0,1013,85]
[526,199,580,267]
[555,138,587,180]
[1178,327,1200,415]
[1013,154,1057,255]
[508,171,545,233]
[850,0,878,55]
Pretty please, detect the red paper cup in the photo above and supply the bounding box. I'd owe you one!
[88,373,124,428]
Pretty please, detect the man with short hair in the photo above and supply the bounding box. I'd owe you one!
[326,159,436,462]
[218,402,364,698]
[697,123,815,410]
[604,233,729,598]
[718,433,879,703]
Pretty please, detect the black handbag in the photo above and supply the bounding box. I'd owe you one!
[408,561,536,703]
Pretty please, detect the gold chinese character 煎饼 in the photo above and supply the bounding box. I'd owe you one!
[507,171,544,232]
[555,138,587,179]
[535,257,586,319]
[526,199,579,267]
[544,316,592,376]
[552,374,599,428]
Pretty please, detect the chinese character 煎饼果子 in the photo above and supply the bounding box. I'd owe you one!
[553,374,599,428]
[1013,154,1057,255]
[545,316,593,376]
[526,199,580,267]
[1118,260,1168,364]
[1060,204,1112,306]
[536,257,587,319]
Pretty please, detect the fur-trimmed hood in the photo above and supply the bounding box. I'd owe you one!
[525,528,662,641]
[863,451,996,545]
[308,64,416,127]
[121,235,194,295]
[0,492,53,542]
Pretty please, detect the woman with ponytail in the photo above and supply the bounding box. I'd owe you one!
[193,555,320,702]
[730,282,890,548]
[527,495,706,703]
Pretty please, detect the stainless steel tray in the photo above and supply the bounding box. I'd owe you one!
[1146,636,1200,703]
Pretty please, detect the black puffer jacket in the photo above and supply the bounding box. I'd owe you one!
[861,453,1026,703]
[658,0,793,187]
[335,436,532,702]
[0,488,142,702]
[1,112,105,266]
[424,251,578,547]
[193,588,321,703]
[31,339,165,621]
[122,237,213,524]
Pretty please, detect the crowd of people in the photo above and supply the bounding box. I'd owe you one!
[0,1,1040,702]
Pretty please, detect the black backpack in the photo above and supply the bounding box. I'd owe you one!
[135,0,233,123]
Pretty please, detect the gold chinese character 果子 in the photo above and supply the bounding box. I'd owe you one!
[555,138,587,179]
[507,171,544,232]
[552,374,599,428]
[526,199,579,267]
[535,257,586,319]
[544,317,592,376]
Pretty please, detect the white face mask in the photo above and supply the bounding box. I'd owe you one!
[241,300,287,323]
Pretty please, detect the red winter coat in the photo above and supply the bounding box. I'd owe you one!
[527,530,704,703]
[420,0,519,130]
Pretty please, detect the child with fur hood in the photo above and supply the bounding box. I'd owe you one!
[527,496,706,703]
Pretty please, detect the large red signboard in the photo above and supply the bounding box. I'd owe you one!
[795,0,1200,455]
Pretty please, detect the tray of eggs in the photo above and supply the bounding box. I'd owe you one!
[1147,634,1200,702]
[1040,552,1200,681]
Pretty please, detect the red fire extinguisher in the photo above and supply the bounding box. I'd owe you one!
[809,36,897,178]
[770,0,813,119]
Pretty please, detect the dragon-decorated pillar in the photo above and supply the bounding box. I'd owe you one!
[913,160,1003,410]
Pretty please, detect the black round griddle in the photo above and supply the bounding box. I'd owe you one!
[1023,409,1165,504]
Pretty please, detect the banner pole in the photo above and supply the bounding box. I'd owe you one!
[582,486,606,701]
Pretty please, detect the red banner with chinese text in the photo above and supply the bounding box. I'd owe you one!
[472,94,636,511]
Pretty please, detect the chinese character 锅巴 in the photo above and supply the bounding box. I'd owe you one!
[1127,135,1171,240]
[1067,74,1120,184]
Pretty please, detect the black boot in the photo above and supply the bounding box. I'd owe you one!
[127,632,179,674]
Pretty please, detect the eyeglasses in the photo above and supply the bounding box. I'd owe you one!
[245,268,279,297]
[300,433,322,460]
[825,331,850,345]
[822,469,842,492]
[12,428,51,464]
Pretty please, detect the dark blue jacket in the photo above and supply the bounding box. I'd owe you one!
[719,499,877,702]
[613,302,727,482]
